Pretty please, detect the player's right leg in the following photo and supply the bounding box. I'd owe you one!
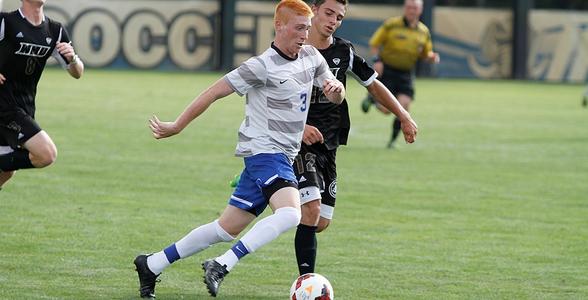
[204,153,301,297]
[296,198,321,275]
[299,151,337,273]
[293,146,325,275]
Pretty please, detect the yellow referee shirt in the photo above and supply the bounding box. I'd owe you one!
[369,16,433,72]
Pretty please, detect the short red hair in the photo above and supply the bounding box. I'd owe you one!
[274,0,314,25]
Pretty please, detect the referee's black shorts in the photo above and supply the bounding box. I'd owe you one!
[379,65,415,99]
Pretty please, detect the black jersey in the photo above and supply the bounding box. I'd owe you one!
[0,10,71,118]
[307,37,377,150]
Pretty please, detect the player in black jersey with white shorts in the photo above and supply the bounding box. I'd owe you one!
[0,0,84,189]
[293,0,419,275]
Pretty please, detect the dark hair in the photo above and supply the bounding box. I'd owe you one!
[311,0,349,7]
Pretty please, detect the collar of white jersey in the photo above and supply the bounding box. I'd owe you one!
[271,42,298,61]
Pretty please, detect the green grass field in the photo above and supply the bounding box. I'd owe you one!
[1,69,587,299]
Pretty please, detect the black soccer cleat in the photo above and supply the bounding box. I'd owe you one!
[134,254,160,299]
[202,259,229,297]
[361,96,373,113]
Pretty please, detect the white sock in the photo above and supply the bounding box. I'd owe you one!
[216,207,300,271]
[215,250,240,272]
[147,220,234,274]
[146,252,168,275]
[176,220,234,257]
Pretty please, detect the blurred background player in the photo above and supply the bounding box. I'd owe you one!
[0,0,84,190]
[133,0,345,298]
[583,86,587,107]
[361,0,439,149]
[293,0,418,275]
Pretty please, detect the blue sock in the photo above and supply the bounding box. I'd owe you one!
[230,241,249,259]
[163,244,181,264]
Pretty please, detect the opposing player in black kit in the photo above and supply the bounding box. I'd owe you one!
[0,0,84,189]
[293,0,419,275]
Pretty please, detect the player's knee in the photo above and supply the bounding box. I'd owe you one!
[300,200,321,224]
[316,218,331,233]
[214,220,236,242]
[33,146,57,168]
[276,206,301,229]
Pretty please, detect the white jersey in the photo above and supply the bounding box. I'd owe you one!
[225,43,336,161]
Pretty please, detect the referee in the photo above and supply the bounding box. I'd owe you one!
[362,0,439,148]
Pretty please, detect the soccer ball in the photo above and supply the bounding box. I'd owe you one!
[290,273,334,300]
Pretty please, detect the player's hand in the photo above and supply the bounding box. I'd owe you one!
[322,79,343,97]
[302,124,324,145]
[149,115,180,139]
[55,42,76,62]
[401,117,418,144]
[0,73,5,85]
[428,52,440,64]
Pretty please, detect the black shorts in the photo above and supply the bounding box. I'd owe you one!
[379,65,415,99]
[0,109,42,149]
[293,143,337,219]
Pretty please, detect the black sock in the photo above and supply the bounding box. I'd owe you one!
[0,150,34,171]
[295,224,318,275]
[391,118,402,143]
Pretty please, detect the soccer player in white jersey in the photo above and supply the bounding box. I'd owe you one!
[133,0,345,298]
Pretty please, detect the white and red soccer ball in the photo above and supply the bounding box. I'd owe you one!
[290,273,334,300]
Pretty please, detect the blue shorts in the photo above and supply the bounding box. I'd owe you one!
[229,153,297,216]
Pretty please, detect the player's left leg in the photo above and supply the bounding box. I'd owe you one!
[0,111,56,172]
[22,131,57,168]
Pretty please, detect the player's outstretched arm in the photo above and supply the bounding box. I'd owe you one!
[322,79,345,104]
[367,79,418,143]
[149,78,234,139]
[0,73,5,85]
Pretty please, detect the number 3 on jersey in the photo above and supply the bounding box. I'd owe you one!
[300,92,307,112]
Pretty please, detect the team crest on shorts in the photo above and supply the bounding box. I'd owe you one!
[328,180,337,198]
